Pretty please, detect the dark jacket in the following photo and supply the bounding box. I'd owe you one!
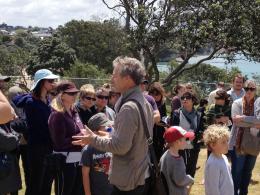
[0,124,21,194]
[48,109,83,152]
[75,103,97,125]
[170,108,204,149]
[205,104,231,126]
[13,94,53,146]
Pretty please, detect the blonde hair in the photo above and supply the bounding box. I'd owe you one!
[51,94,66,112]
[203,125,230,146]
[79,84,95,97]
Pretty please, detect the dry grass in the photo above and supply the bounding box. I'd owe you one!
[190,148,260,195]
[19,148,260,195]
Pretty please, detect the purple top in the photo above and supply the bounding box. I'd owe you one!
[48,109,83,152]
[144,94,158,111]
[171,96,181,112]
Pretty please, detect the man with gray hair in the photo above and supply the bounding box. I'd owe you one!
[73,56,154,195]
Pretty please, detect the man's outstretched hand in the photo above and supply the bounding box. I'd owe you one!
[72,126,95,146]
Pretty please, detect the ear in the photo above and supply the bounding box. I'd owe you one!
[209,142,215,150]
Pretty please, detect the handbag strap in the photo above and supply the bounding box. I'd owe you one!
[127,99,160,174]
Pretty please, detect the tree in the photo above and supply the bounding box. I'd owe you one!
[26,36,76,75]
[57,19,130,73]
[102,0,260,85]
[64,61,108,78]
[64,61,110,87]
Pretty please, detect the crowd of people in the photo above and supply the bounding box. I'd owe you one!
[0,57,260,195]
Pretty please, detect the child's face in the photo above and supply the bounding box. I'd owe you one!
[177,137,187,150]
[210,137,229,155]
[98,126,106,132]
[93,126,106,135]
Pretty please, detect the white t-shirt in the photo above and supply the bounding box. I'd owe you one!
[205,153,234,195]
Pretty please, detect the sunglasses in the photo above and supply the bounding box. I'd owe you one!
[215,97,225,100]
[64,92,78,96]
[97,95,109,100]
[181,96,192,100]
[82,96,96,101]
[110,92,121,97]
[244,87,256,92]
[150,91,160,96]
[49,91,58,96]
[46,79,55,83]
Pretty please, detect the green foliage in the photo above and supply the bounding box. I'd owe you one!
[161,61,242,98]
[57,19,130,73]
[0,45,29,75]
[26,36,76,76]
[64,61,110,87]
[2,35,12,43]
[105,0,260,84]
[13,31,40,51]
[64,61,108,79]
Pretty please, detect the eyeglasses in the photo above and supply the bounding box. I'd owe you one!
[110,92,121,97]
[215,97,225,100]
[244,87,256,92]
[181,96,192,100]
[150,91,161,96]
[97,95,109,100]
[82,96,96,101]
[46,79,55,83]
[64,92,78,96]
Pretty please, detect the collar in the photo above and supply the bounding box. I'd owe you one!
[121,86,141,101]
[182,107,195,115]
[230,88,245,94]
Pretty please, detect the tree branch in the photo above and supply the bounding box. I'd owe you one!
[162,50,197,84]
[122,0,139,24]
[101,0,125,18]
[183,47,221,72]
[162,47,222,86]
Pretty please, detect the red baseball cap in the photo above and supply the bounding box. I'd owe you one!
[163,126,194,143]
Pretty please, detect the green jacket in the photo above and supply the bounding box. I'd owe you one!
[205,104,231,126]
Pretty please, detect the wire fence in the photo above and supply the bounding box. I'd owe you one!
[4,76,260,98]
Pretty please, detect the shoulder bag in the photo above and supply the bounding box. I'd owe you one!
[127,99,168,195]
[237,127,260,156]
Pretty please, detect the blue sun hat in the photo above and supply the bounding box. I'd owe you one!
[31,69,59,91]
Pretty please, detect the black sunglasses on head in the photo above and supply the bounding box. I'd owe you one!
[97,95,109,100]
[82,96,96,101]
[244,87,256,92]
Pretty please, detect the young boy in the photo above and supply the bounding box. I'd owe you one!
[81,113,113,195]
[160,126,195,195]
[203,124,234,195]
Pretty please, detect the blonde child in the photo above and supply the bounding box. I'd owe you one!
[203,124,234,195]
[160,126,195,195]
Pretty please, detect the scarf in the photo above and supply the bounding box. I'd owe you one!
[242,96,254,116]
[236,96,255,153]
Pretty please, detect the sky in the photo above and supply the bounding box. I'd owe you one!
[0,0,118,28]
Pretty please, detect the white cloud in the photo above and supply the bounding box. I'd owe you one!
[0,0,118,28]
